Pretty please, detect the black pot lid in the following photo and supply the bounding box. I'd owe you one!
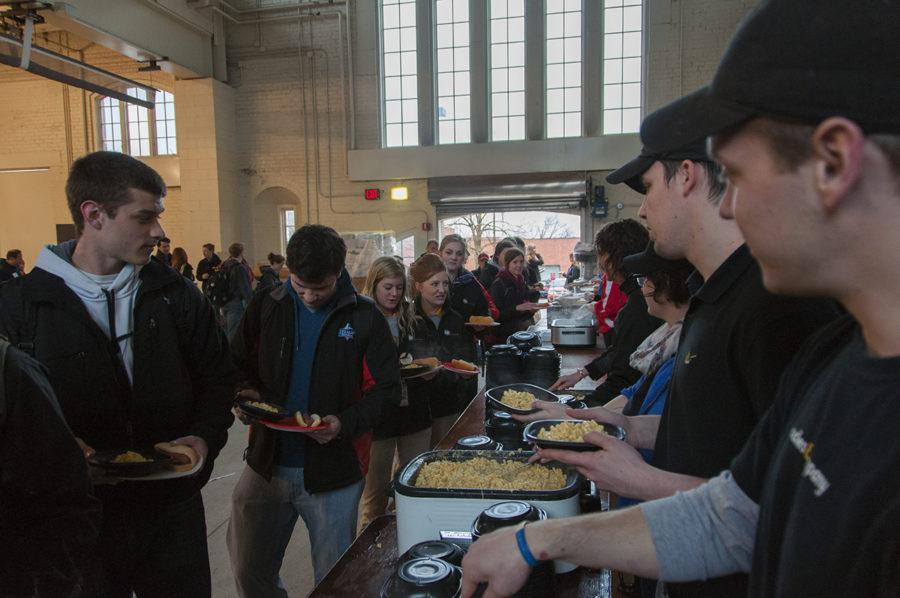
[398,558,456,586]
[472,501,545,538]
[455,435,498,450]
[403,541,465,566]
[527,346,559,356]
[486,344,521,356]
[508,331,540,344]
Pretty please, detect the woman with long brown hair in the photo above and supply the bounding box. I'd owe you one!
[171,246,194,281]
[409,253,476,446]
[488,246,543,340]
[357,257,429,532]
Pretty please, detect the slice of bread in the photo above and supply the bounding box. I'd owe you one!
[468,316,494,326]
[450,359,478,372]
[154,442,200,473]
[412,357,441,368]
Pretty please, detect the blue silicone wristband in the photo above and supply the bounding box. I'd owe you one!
[515,525,540,567]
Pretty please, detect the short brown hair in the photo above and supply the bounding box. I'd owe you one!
[228,242,244,258]
[66,151,166,233]
[286,225,347,281]
[595,219,650,280]
[499,246,525,269]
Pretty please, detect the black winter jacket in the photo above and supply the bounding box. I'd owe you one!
[584,277,662,405]
[197,254,221,292]
[406,302,476,418]
[1,341,100,596]
[0,258,238,505]
[375,324,431,441]
[489,272,540,340]
[449,268,498,324]
[231,270,401,493]
[255,265,281,296]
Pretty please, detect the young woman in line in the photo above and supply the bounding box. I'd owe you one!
[488,247,543,341]
[171,247,194,281]
[357,257,431,533]
[256,252,285,295]
[438,234,499,324]
[409,253,476,447]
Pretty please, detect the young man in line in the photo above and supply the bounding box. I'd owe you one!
[196,242,221,293]
[154,236,172,266]
[0,151,237,597]
[461,1,900,597]
[220,241,254,341]
[228,224,401,596]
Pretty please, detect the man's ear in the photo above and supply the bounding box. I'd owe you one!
[811,117,866,213]
[80,200,105,231]
[679,159,699,197]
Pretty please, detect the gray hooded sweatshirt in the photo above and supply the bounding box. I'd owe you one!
[35,240,141,383]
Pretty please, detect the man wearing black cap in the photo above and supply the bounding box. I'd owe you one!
[461,1,900,596]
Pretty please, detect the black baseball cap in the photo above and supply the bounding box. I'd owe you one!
[606,135,709,194]
[623,242,692,277]
[650,0,900,146]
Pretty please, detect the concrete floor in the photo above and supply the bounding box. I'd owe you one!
[202,422,316,598]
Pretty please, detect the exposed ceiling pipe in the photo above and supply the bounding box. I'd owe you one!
[218,0,347,15]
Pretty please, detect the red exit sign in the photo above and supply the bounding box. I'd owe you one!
[364,188,381,200]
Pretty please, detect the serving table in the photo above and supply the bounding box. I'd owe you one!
[310,347,624,598]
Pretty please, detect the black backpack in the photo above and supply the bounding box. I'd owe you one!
[205,262,235,307]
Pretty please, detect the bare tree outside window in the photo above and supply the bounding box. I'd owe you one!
[517,214,574,239]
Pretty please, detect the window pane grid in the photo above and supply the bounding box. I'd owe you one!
[154,90,177,155]
[603,0,642,134]
[383,0,419,147]
[125,88,151,156]
[546,0,582,139]
[490,0,526,141]
[435,0,470,144]
[99,97,123,152]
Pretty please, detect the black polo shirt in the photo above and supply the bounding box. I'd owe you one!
[652,244,838,598]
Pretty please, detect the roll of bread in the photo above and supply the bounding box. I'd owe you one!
[412,357,441,368]
[450,359,478,372]
[154,442,200,473]
[468,316,494,326]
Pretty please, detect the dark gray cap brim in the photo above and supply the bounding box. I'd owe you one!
[645,86,757,150]
[605,154,655,193]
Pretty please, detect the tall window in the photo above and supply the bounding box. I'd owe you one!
[435,0,470,144]
[603,0,642,134]
[382,0,419,147]
[98,88,177,156]
[546,0,583,138]
[489,0,525,141]
[280,207,296,255]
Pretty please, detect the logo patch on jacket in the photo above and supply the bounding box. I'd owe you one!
[338,323,355,340]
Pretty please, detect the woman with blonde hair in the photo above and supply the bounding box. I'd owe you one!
[409,253,476,446]
[357,256,429,532]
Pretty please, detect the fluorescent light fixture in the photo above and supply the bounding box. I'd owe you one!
[0,167,50,173]
[390,186,409,200]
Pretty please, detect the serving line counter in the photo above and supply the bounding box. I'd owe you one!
[310,346,624,598]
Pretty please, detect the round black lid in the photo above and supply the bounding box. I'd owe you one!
[398,558,457,586]
[485,344,521,356]
[471,501,546,538]
[526,346,559,358]
[486,410,522,430]
[454,435,500,451]
[402,541,465,567]
[507,331,541,347]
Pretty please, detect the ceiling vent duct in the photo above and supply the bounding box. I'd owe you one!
[0,10,156,108]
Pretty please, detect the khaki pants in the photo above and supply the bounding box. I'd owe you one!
[357,428,432,534]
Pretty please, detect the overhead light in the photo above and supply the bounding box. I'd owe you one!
[390,185,409,201]
[0,166,50,173]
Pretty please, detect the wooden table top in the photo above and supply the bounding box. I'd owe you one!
[310,346,622,598]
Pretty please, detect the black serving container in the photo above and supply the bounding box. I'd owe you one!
[454,435,503,452]
[522,419,627,452]
[522,346,561,389]
[380,557,462,598]
[469,502,555,597]
[400,541,466,567]
[485,383,561,415]
[484,344,523,389]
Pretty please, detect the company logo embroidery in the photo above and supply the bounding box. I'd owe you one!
[789,427,831,497]
[337,323,355,341]
[684,351,697,365]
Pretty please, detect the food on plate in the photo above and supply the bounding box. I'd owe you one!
[499,389,538,410]
[111,450,151,464]
[450,359,478,372]
[468,316,495,326]
[536,420,609,442]
[295,412,323,427]
[243,400,280,413]
[402,363,423,370]
[412,357,441,368]
[414,457,566,491]
[154,441,200,472]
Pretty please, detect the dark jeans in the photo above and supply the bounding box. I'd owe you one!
[89,493,211,598]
